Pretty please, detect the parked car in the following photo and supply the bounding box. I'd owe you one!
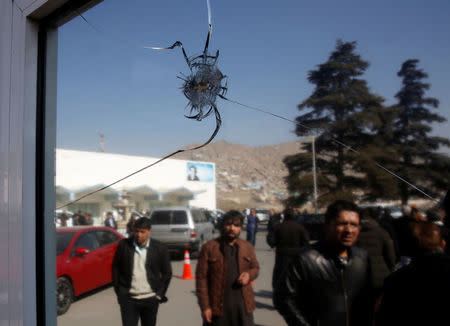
[56,226,125,315]
[359,202,403,219]
[242,208,270,226]
[388,206,403,219]
[255,209,270,224]
[149,207,214,255]
[204,209,225,230]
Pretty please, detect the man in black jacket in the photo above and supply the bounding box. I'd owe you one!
[112,217,172,326]
[275,200,372,326]
[376,221,450,326]
[105,211,118,229]
[270,207,309,289]
[356,208,396,296]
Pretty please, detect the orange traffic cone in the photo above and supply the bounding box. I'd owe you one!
[180,250,195,280]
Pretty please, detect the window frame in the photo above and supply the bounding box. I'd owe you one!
[11,1,104,325]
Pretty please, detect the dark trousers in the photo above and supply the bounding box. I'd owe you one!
[119,296,159,326]
[246,229,256,246]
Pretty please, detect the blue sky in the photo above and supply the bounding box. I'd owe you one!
[57,0,450,157]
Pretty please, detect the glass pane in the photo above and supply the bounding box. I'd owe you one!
[52,1,448,325]
[150,211,171,225]
[172,211,187,225]
[73,232,99,252]
[56,232,75,255]
[96,230,119,247]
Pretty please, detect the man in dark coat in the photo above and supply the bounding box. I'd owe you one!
[112,217,172,326]
[267,208,282,233]
[275,200,372,326]
[196,210,259,326]
[270,207,309,289]
[126,214,138,238]
[78,212,93,226]
[105,211,118,229]
[376,221,450,326]
[356,208,396,295]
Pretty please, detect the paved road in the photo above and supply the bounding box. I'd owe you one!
[57,229,286,326]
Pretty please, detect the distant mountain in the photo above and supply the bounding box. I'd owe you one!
[177,139,441,211]
[176,140,306,211]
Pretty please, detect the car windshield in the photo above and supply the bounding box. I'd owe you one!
[56,232,76,255]
[390,206,401,213]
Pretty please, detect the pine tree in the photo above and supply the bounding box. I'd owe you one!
[393,59,450,204]
[284,40,385,208]
[351,105,402,200]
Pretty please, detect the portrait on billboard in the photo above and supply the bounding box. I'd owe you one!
[187,162,214,182]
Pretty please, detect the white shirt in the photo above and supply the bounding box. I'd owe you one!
[129,238,155,299]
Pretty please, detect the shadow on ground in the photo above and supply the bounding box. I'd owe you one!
[255,300,275,311]
[75,283,113,301]
[254,290,273,299]
[188,289,276,311]
[254,290,275,311]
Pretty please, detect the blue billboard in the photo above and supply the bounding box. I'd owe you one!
[187,162,214,182]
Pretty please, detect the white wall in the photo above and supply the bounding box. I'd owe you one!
[56,149,217,210]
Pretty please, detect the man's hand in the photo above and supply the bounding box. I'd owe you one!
[237,272,250,285]
[202,308,212,323]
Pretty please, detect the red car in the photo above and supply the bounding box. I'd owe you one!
[56,226,125,315]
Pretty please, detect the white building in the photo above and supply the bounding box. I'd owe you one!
[56,149,216,217]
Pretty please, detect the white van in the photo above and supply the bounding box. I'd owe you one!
[149,207,214,255]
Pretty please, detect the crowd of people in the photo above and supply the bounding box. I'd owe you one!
[268,192,450,326]
[66,189,450,326]
[56,210,141,233]
[57,211,94,226]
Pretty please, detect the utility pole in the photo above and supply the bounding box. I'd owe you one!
[302,136,318,213]
[99,133,104,152]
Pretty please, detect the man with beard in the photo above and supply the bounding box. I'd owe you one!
[196,210,260,326]
[275,200,372,326]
